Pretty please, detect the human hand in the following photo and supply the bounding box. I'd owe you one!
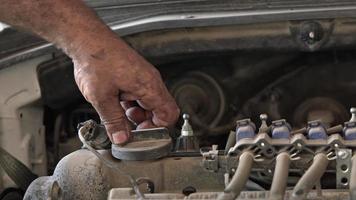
[72,38,179,144]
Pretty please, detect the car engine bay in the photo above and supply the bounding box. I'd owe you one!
[2,1,356,199]
[25,47,356,199]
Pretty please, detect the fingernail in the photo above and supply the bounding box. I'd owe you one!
[112,131,129,144]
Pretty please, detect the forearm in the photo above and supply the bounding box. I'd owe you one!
[0,0,180,144]
[0,0,127,60]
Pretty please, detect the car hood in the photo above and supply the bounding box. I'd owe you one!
[2,0,356,68]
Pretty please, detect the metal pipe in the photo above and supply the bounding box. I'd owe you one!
[218,151,254,200]
[326,124,343,134]
[349,154,356,200]
[290,153,329,200]
[224,131,236,155]
[268,152,290,200]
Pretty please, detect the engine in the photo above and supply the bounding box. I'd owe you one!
[24,107,356,200]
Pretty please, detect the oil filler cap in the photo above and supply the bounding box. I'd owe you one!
[111,127,172,161]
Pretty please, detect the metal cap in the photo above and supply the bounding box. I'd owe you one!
[112,128,172,161]
[350,107,356,122]
[181,114,194,136]
[258,114,269,133]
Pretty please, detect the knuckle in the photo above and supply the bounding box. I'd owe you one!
[81,85,113,107]
[150,67,161,77]
[102,115,126,126]
[103,116,130,135]
[86,91,105,106]
[154,102,180,127]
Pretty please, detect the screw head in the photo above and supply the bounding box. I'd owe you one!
[260,114,268,121]
[337,150,348,159]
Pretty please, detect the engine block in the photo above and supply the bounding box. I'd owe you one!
[24,108,356,200]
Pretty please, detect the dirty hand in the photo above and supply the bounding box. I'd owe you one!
[72,38,180,144]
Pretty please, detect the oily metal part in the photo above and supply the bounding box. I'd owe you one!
[350,154,356,200]
[78,126,145,199]
[268,152,290,200]
[108,188,351,200]
[291,153,330,200]
[25,150,224,200]
[336,149,352,189]
[218,151,254,200]
[111,127,172,161]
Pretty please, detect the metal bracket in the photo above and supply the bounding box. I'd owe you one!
[336,148,352,189]
[201,145,219,172]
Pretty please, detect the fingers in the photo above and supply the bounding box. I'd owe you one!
[121,73,180,128]
[137,87,180,128]
[137,120,155,129]
[151,98,180,127]
[126,107,148,124]
[120,101,135,110]
[121,101,154,128]
[90,96,131,145]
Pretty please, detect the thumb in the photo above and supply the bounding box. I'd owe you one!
[90,96,131,144]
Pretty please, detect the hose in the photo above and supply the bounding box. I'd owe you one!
[224,131,236,155]
[350,154,356,200]
[0,147,38,191]
[268,152,290,200]
[218,151,254,200]
[53,114,64,165]
[290,153,329,200]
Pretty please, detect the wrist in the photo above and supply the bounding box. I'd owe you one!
[67,30,113,62]
[59,25,129,65]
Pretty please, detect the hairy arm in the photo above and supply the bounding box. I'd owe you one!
[0,0,117,58]
[0,0,179,144]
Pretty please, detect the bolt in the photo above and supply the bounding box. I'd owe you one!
[334,143,339,148]
[296,143,302,148]
[182,186,196,196]
[260,142,265,147]
[309,31,315,39]
[337,150,348,160]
